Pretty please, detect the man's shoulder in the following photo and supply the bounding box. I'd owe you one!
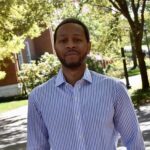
[90,70,118,81]
[30,75,57,94]
[90,70,126,91]
[90,70,123,85]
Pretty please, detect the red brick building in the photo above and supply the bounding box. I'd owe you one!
[0,28,54,98]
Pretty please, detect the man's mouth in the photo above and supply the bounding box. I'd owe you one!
[65,50,79,56]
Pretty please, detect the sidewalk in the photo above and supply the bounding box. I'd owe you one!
[0,75,150,150]
[0,106,27,150]
[120,74,142,89]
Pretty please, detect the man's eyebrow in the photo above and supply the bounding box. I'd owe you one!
[58,33,82,37]
[73,33,82,36]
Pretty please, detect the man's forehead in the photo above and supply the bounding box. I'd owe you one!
[58,33,82,37]
[57,23,84,36]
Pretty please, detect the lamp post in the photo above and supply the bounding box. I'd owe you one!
[121,47,131,89]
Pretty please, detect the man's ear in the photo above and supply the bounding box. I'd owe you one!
[53,44,56,54]
[87,42,91,54]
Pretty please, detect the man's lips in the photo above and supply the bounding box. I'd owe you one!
[65,50,79,56]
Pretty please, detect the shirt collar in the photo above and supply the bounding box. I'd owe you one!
[82,68,92,84]
[55,68,92,87]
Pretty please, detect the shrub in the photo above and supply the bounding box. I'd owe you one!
[0,71,6,80]
[18,52,60,94]
[105,58,124,78]
[19,52,107,95]
[86,54,104,74]
[131,88,150,108]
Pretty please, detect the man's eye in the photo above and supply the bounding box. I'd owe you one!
[74,39,82,42]
[59,39,67,43]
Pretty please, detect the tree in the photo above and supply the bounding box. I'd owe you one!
[0,0,54,78]
[130,30,138,69]
[51,0,127,57]
[0,0,54,58]
[108,0,149,89]
[143,2,150,54]
[52,0,149,89]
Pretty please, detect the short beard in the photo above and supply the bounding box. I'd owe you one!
[56,53,87,69]
[62,60,82,69]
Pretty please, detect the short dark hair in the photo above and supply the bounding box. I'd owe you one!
[54,18,90,43]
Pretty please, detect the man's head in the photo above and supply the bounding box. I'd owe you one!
[54,18,90,44]
[54,18,91,69]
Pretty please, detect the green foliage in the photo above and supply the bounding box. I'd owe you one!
[143,7,150,46]
[86,54,104,74]
[18,52,107,94]
[128,68,140,76]
[18,52,60,94]
[131,88,150,107]
[0,71,6,80]
[51,0,129,58]
[0,0,54,63]
[105,58,124,78]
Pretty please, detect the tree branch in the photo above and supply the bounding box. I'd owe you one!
[141,0,146,27]
[137,0,140,10]
[109,0,134,27]
[92,4,121,13]
[131,0,139,22]
[75,0,89,17]
[109,0,122,12]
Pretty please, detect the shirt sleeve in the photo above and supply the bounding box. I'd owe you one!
[113,82,145,150]
[27,91,50,150]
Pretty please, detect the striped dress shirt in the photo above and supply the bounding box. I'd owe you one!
[27,68,145,150]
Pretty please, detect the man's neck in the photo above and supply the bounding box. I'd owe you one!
[62,64,86,86]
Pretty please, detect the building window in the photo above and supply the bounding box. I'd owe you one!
[25,41,31,63]
[18,51,24,69]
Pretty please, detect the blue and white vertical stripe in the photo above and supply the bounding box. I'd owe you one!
[27,68,145,150]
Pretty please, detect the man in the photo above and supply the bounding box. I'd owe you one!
[27,18,145,150]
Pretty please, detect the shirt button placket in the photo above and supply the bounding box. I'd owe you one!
[73,86,85,150]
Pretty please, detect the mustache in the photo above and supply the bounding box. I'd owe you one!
[65,49,80,56]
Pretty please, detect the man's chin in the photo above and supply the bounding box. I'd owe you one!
[62,62,82,69]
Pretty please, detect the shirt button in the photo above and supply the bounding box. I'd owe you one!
[79,134,83,140]
[78,85,81,89]
[74,97,77,101]
[76,115,80,120]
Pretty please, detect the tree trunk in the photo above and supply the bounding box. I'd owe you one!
[137,52,149,89]
[131,48,137,69]
[130,31,137,69]
[135,37,149,89]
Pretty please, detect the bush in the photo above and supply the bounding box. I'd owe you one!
[19,52,107,95]
[131,88,150,108]
[105,58,124,78]
[18,52,60,94]
[86,54,104,74]
[0,71,6,80]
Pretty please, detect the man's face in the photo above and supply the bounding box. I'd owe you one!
[54,23,91,69]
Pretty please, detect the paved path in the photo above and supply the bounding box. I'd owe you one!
[138,105,150,149]
[0,106,27,150]
[121,74,142,89]
[0,104,150,150]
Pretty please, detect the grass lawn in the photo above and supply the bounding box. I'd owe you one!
[129,68,150,107]
[128,67,150,77]
[0,100,28,113]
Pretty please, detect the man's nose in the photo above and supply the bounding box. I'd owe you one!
[66,40,75,48]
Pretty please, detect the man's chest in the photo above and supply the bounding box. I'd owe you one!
[40,87,115,133]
